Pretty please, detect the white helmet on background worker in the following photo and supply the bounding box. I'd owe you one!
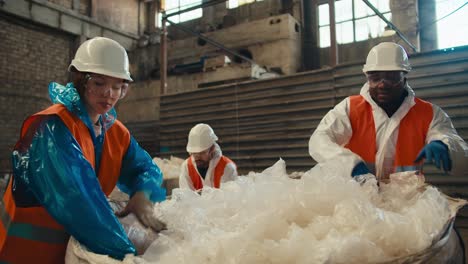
[186,123,218,153]
[362,42,411,73]
[69,37,133,81]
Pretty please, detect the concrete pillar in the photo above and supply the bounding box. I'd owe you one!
[90,0,97,18]
[72,0,80,11]
[390,0,420,54]
[302,0,320,70]
[418,0,437,52]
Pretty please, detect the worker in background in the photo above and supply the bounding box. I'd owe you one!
[179,123,238,191]
[0,37,166,263]
[309,42,468,181]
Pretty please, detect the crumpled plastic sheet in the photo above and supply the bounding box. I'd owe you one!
[152,156,184,180]
[140,159,459,264]
[65,237,140,264]
[108,200,159,255]
[66,159,462,264]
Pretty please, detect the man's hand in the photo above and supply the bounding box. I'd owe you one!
[415,140,452,172]
[115,191,167,232]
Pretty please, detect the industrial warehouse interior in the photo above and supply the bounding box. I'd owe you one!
[1,0,468,263]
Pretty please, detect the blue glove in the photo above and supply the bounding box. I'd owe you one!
[415,140,451,172]
[351,162,370,177]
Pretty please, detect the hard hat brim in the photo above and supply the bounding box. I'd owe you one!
[363,65,411,73]
[186,145,212,153]
[68,63,133,82]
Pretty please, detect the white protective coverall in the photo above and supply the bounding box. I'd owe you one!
[309,82,468,180]
[179,144,238,190]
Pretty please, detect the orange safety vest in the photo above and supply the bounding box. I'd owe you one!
[0,104,130,264]
[187,156,235,190]
[345,95,433,175]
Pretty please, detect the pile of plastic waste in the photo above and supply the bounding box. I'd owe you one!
[141,159,464,263]
[152,156,184,180]
[66,159,465,264]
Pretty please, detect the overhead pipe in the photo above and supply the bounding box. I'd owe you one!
[362,0,417,52]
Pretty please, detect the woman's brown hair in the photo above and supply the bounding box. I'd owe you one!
[69,66,88,98]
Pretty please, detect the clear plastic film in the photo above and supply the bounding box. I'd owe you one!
[152,156,184,180]
[65,158,464,263]
[141,159,464,264]
[109,200,159,255]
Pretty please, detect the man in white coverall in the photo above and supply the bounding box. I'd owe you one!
[309,42,468,181]
[179,123,238,191]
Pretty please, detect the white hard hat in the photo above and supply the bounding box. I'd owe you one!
[363,42,411,73]
[186,124,218,153]
[69,37,133,81]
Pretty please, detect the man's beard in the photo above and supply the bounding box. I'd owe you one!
[195,160,209,168]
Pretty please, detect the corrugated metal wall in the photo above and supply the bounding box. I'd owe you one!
[159,47,468,176]
[126,121,160,157]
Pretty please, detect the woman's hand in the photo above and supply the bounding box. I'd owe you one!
[115,191,167,232]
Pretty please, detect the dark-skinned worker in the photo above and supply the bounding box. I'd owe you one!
[0,37,167,263]
[309,42,468,181]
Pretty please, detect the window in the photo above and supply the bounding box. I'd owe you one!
[318,0,391,48]
[227,0,264,9]
[163,0,203,23]
[435,0,468,49]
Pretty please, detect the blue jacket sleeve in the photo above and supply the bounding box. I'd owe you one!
[12,116,136,260]
[117,136,166,202]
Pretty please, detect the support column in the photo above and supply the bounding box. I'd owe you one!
[160,17,167,95]
[418,0,437,51]
[328,0,338,66]
[303,0,320,70]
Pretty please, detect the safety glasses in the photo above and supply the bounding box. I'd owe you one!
[366,72,404,88]
[85,74,129,99]
[189,148,211,157]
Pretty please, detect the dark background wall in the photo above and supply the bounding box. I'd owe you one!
[0,14,74,174]
[48,0,91,16]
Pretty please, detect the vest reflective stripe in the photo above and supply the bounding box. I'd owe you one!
[0,104,130,263]
[0,199,10,250]
[0,180,68,263]
[395,165,420,172]
[0,236,68,264]
[345,95,433,176]
[7,223,69,244]
[187,156,234,190]
[0,186,67,245]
